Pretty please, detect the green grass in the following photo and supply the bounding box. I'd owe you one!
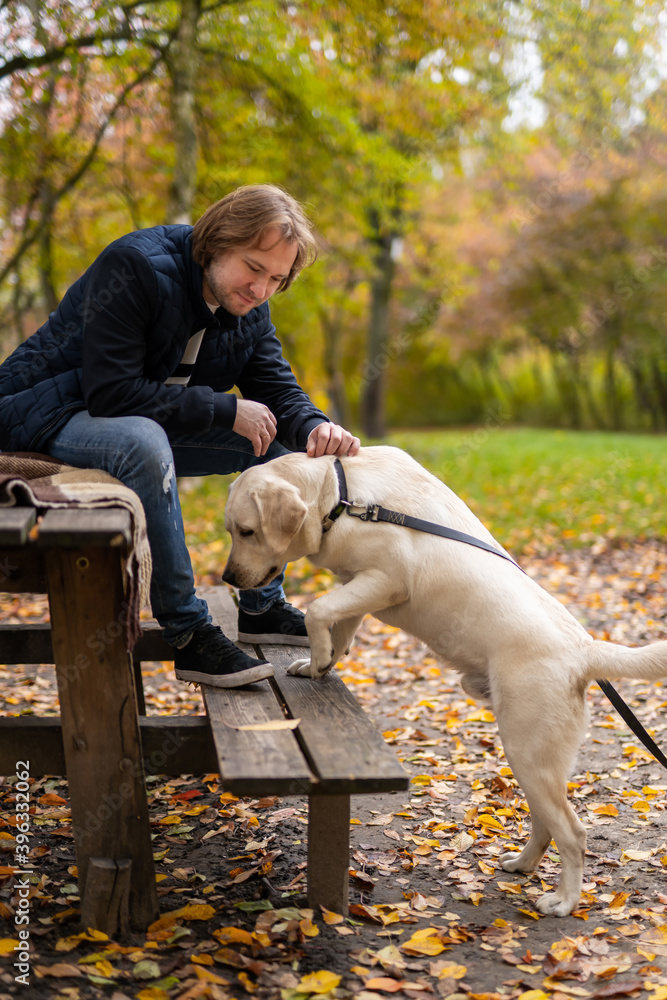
[386,427,667,554]
[178,428,667,577]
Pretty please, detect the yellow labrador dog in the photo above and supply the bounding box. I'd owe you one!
[222,445,667,916]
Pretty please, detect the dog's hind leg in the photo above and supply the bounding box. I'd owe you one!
[495,684,588,916]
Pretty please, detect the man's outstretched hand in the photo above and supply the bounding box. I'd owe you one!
[233,399,277,457]
[307,422,360,458]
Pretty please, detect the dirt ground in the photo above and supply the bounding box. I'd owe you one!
[1,539,667,1000]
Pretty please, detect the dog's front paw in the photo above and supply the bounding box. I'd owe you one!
[286,657,314,677]
[286,657,333,679]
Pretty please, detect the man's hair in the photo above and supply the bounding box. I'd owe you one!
[191,184,318,291]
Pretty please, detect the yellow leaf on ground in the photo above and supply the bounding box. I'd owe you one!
[321,906,344,925]
[465,709,495,722]
[223,718,300,732]
[171,903,216,921]
[298,969,342,993]
[0,940,19,956]
[542,977,591,995]
[478,815,505,830]
[195,966,231,984]
[94,960,116,978]
[437,963,467,979]
[238,970,258,993]
[300,918,319,937]
[401,934,446,956]
[212,927,254,946]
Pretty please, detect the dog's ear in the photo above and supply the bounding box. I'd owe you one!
[250,480,308,553]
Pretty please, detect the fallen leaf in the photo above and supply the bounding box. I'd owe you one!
[222,718,300,731]
[365,977,407,992]
[298,969,342,993]
[35,963,83,978]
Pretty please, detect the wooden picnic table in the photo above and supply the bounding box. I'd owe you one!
[0,504,408,935]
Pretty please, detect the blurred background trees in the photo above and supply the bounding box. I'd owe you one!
[1,0,666,434]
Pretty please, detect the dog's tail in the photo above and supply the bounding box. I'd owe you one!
[587,638,667,684]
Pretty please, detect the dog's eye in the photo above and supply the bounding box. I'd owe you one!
[239,528,254,538]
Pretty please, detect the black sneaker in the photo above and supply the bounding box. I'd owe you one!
[237,599,310,646]
[174,623,274,688]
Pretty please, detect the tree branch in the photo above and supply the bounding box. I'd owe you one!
[0,51,165,287]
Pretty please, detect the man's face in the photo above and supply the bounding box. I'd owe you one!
[202,228,298,316]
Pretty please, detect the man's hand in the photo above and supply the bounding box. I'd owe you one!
[233,399,277,457]
[307,422,361,458]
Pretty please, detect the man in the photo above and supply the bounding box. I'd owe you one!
[0,184,359,687]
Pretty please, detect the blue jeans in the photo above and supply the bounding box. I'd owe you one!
[45,411,290,645]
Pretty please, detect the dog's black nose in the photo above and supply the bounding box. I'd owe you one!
[222,567,236,586]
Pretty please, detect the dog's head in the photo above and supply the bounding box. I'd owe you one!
[222,467,309,590]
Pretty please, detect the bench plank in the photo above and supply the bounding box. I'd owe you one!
[0,508,36,544]
[201,584,238,637]
[0,622,53,663]
[38,508,132,548]
[202,683,313,794]
[259,644,408,795]
[198,586,315,792]
[0,715,218,776]
[0,618,172,667]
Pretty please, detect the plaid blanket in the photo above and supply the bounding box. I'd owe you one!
[0,453,152,649]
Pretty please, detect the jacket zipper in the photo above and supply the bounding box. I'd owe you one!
[32,403,83,451]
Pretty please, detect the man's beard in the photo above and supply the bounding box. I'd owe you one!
[204,271,259,316]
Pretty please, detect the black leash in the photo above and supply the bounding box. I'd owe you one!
[326,458,667,772]
[596,679,667,769]
[326,459,521,568]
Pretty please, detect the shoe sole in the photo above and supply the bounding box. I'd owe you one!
[237,631,310,646]
[175,662,275,688]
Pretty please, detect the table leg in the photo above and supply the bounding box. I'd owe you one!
[307,794,350,913]
[47,547,158,932]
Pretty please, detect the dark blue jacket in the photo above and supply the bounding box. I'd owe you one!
[0,225,328,452]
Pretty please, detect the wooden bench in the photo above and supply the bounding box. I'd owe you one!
[0,506,408,934]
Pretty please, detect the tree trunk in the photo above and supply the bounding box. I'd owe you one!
[605,346,622,430]
[166,0,201,225]
[552,354,582,428]
[37,181,59,315]
[360,222,398,439]
[319,307,351,427]
[650,359,667,428]
[26,0,59,314]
